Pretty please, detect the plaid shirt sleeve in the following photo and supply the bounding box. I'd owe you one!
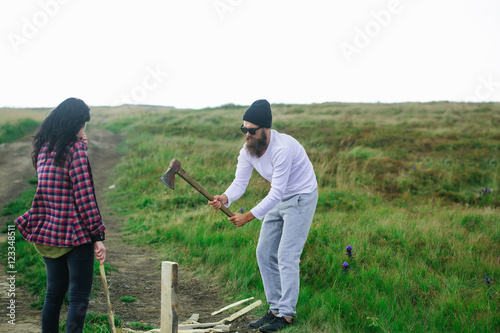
[70,141,106,237]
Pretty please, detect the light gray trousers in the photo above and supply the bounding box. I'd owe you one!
[256,188,318,318]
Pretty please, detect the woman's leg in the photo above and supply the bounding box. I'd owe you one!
[64,243,95,333]
[42,256,70,333]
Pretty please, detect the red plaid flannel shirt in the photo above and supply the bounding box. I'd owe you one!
[15,140,106,247]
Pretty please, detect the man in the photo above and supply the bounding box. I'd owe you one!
[209,99,318,332]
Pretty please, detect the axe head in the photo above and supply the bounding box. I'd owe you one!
[160,159,182,190]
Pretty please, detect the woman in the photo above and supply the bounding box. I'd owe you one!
[15,97,106,333]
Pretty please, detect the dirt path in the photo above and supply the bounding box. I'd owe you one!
[0,136,41,332]
[0,129,257,332]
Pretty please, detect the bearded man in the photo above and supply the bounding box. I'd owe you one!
[209,99,318,332]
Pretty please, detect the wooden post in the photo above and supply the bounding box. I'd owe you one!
[161,261,178,333]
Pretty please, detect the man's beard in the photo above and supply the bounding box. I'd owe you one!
[245,130,268,157]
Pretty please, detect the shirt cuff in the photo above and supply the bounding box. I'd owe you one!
[91,232,105,243]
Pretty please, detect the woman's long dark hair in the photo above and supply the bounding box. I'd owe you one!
[32,98,91,168]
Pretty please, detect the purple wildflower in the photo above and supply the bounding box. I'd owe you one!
[485,276,491,284]
[342,262,350,274]
[346,245,353,258]
[482,188,492,195]
[477,188,491,201]
[239,207,244,213]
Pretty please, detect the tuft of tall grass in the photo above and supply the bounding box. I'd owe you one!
[59,313,123,333]
[0,118,39,143]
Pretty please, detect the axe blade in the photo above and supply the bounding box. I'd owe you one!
[160,172,175,190]
[160,159,182,190]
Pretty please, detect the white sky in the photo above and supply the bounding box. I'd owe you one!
[1,0,499,109]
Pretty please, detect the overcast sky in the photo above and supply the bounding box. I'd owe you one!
[1,0,499,109]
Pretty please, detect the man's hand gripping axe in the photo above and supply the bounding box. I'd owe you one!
[160,159,234,217]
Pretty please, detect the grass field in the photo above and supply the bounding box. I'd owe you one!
[2,101,499,332]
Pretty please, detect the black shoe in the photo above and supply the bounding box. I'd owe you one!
[248,310,276,329]
[259,316,292,332]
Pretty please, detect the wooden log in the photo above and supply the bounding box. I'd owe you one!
[161,261,179,333]
[211,297,254,316]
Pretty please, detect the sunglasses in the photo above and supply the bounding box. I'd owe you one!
[240,125,263,135]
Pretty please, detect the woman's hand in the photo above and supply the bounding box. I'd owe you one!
[94,241,106,265]
[79,132,88,147]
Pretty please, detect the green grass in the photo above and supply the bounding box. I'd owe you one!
[59,313,123,333]
[2,102,500,332]
[0,118,40,143]
[129,321,154,330]
[1,187,37,233]
[119,296,137,303]
[0,183,48,307]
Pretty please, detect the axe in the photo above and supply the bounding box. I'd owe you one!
[160,159,234,217]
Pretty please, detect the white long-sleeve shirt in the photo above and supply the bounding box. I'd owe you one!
[224,130,317,220]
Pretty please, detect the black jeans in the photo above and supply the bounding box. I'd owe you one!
[42,243,94,333]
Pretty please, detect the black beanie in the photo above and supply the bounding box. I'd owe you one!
[243,99,272,128]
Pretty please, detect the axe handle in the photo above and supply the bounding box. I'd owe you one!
[177,168,235,218]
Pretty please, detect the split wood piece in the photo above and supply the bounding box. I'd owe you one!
[122,299,260,332]
[180,327,229,333]
[212,325,230,331]
[182,313,200,324]
[211,297,255,316]
[161,261,179,333]
[99,264,117,333]
[222,299,262,323]
[178,322,224,330]
[178,299,262,330]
